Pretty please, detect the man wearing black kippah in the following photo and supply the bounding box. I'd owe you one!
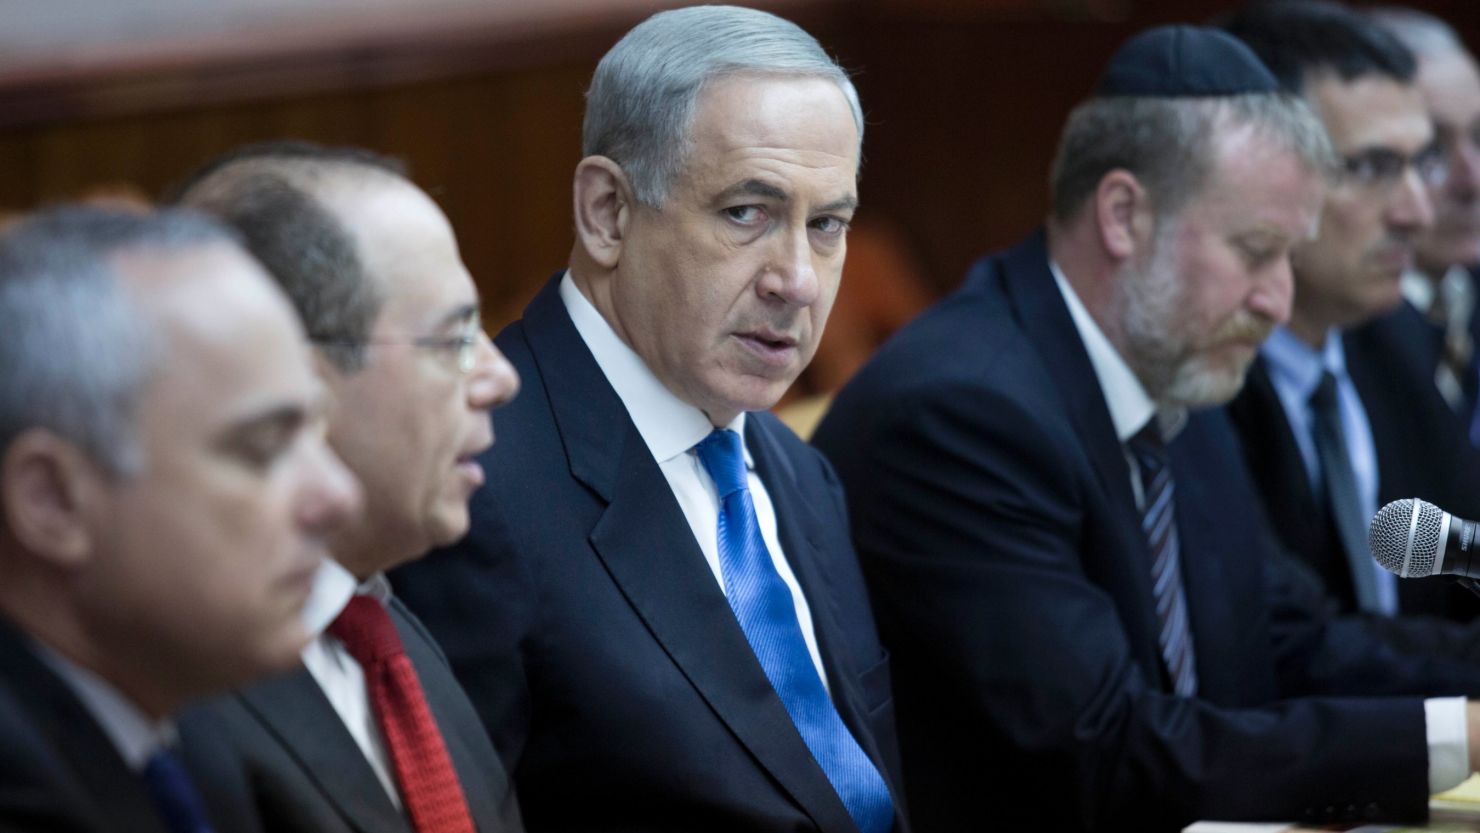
[816,22,1480,832]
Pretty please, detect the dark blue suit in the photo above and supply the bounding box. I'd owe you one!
[392,276,906,833]
[0,617,260,833]
[1228,303,1480,625]
[813,232,1480,832]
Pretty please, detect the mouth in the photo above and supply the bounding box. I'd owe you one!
[454,443,488,488]
[1373,242,1414,275]
[281,555,323,599]
[734,330,800,367]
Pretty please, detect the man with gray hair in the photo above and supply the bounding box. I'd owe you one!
[394,6,904,832]
[0,206,360,832]
[817,23,1480,832]
[1372,8,1480,439]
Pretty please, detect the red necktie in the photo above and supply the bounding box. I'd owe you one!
[329,596,477,833]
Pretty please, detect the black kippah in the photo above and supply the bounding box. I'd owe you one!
[1095,24,1280,98]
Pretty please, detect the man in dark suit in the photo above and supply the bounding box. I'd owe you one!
[1222,2,1480,622]
[1374,8,1480,441]
[815,24,1480,833]
[0,206,360,832]
[391,6,904,832]
[173,143,525,833]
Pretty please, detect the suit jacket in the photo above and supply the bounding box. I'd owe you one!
[1227,302,1480,622]
[178,597,522,833]
[0,617,259,833]
[1402,264,1480,425]
[391,274,907,833]
[813,232,1480,833]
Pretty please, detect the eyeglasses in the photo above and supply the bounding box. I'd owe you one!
[315,317,486,374]
[1341,145,1449,190]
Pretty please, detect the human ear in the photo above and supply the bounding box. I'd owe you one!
[1,430,106,568]
[572,156,633,270]
[1094,169,1155,261]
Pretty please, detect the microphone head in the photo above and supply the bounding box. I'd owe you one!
[1368,498,1445,578]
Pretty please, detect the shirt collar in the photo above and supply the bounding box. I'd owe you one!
[560,271,750,464]
[1402,268,1437,315]
[301,557,358,637]
[1050,260,1185,442]
[1261,325,1345,402]
[35,643,174,771]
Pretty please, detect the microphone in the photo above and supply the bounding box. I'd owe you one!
[1368,498,1480,579]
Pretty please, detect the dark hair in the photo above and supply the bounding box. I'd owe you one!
[167,140,409,371]
[1220,0,1417,94]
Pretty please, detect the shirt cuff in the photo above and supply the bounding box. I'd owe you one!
[1426,696,1469,794]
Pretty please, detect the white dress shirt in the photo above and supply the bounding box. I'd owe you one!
[37,645,173,772]
[299,560,403,807]
[560,272,830,690]
[1051,262,1468,793]
[1050,262,1185,498]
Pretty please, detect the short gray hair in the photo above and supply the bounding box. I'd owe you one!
[0,206,238,476]
[1050,92,1338,223]
[583,4,863,207]
[1368,7,1471,63]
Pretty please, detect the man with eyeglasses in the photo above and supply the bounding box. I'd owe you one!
[1372,8,1480,445]
[1222,1,1480,627]
[168,142,526,833]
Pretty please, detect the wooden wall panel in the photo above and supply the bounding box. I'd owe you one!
[0,0,1474,336]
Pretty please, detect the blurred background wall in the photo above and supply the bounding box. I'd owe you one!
[0,0,1474,403]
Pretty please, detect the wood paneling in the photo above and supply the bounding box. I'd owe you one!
[0,0,1474,335]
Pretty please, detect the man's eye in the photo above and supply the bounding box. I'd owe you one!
[233,432,291,469]
[811,216,850,235]
[723,205,765,224]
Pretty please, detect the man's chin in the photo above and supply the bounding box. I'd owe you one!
[1162,362,1251,409]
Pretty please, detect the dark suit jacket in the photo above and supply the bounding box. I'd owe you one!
[1227,303,1480,622]
[0,617,259,833]
[1402,264,1480,426]
[391,275,907,833]
[178,597,522,833]
[813,232,1480,832]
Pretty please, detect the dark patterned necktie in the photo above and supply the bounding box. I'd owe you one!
[1308,371,1381,613]
[694,428,894,833]
[1127,422,1198,696]
[329,596,477,833]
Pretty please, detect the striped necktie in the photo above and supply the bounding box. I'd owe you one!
[1127,421,1198,696]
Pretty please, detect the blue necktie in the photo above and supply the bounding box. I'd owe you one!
[1127,422,1198,697]
[141,748,216,833]
[694,428,893,833]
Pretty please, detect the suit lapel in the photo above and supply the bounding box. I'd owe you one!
[236,669,409,833]
[746,418,902,815]
[0,622,169,833]
[389,602,506,831]
[1166,418,1241,701]
[995,233,1167,687]
[522,278,860,833]
[1231,360,1323,544]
